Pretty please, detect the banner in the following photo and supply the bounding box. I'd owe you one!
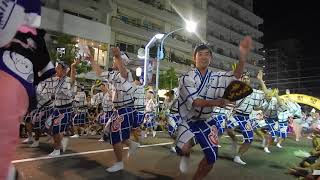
[280,94,320,110]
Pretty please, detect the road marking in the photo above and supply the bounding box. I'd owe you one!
[223,135,243,138]
[12,134,244,164]
[12,142,174,164]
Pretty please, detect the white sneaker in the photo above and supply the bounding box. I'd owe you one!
[30,140,39,148]
[152,131,157,138]
[98,137,104,142]
[261,139,266,148]
[70,134,79,138]
[217,144,222,148]
[296,138,300,142]
[22,137,33,144]
[179,156,190,173]
[106,161,124,172]
[307,136,313,140]
[61,137,69,152]
[276,143,282,148]
[233,156,246,165]
[48,149,61,157]
[128,140,140,157]
[264,147,271,153]
[170,146,177,153]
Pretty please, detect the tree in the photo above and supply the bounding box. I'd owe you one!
[159,67,178,89]
[48,33,91,74]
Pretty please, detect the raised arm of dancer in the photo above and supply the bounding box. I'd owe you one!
[112,47,128,80]
[234,36,252,79]
[70,59,80,86]
[257,70,269,94]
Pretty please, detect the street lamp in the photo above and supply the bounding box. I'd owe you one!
[140,33,165,86]
[155,20,197,102]
[158,20,197,60]
[137,19,197,117]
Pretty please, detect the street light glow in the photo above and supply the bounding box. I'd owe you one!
[137,48,145,59]
[136,67,142,77]
[185,20,197,33]
[155,33,165,39]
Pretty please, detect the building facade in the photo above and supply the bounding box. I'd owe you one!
[110,0,207,74]
[40,0,112,67]
[39,0,264,85]
[207,0,264,87]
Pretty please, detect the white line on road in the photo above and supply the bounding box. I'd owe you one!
[12,134,243,164]
[12,142,174,164]
[223,135,243,138]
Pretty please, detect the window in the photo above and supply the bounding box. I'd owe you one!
[127,44,134,53]
[63,10,93,20]
[217,48,224,55]
[119,43,127,51]
[116,42,137,54]
[121,16,129,24]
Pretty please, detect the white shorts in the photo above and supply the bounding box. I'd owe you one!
[176,121,195,149]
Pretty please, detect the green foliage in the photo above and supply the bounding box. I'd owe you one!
[76,60,92,75]
[48,34,77,66]
[48,34,92,74]
[159,67,178,89]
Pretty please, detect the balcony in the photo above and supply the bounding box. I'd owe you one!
[207,19,263,50]
[207,15,262,43]
[228,0,263,25]
[111,16,192,53]
[117,0,182,26]
[208,1,262,29]
[207,5,263,38]
[230,0,253,12]
[40,7,111,43]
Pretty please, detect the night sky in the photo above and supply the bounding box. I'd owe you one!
[253,1,320,97]
[254,1,320,57]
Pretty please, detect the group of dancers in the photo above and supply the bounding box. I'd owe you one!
[19,34,305,180]
[0,1,306,179]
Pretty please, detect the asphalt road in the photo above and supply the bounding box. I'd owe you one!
[13,132,311,180]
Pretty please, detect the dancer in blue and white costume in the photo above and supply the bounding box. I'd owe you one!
[175,36,252,179]
[226,72,266,165]
[70,85,87,138]
[132,78,146,141]
[42,60,79,157]
[144,90,157,137]
[276,98,302,147]
[164,89,181,137]
[276,107,291,148]
[29,80,54,148]
[163,89,182,152]
[257,70,288,154]
[89,48,140,173]
[97,83,114,141]
[250,109,267,147]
